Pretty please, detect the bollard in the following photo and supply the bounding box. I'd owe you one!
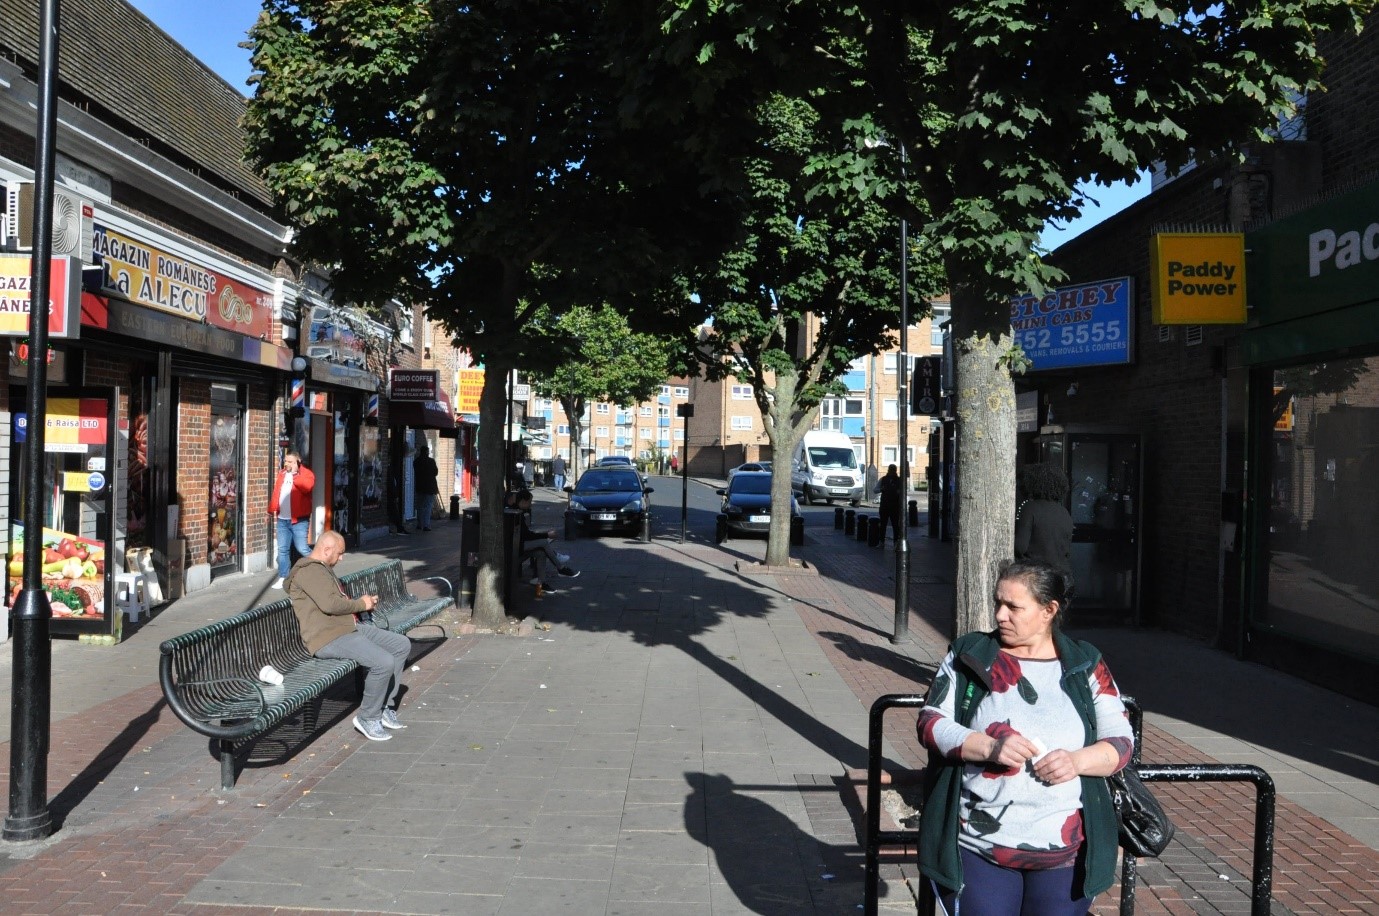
[834,506,845,530]
[844,508,857,535]
[791,514,804,547]
[641,509,652,543]
[868,515,882,547]
[856,514,870,542]
[908,499,919,527]
[450,494,461,520]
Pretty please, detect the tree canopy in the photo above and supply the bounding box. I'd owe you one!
[626,0,1374,631]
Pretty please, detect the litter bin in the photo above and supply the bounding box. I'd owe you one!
[460,507,523,609]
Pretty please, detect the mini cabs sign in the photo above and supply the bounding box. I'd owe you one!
[1150,232,1248,324]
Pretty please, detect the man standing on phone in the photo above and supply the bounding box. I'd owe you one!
[270,450,315,589]
[286,530,411,742]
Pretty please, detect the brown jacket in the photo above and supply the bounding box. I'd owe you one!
[285,557,368,654]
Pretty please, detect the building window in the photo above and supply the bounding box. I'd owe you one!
[596,403,610,415]
[658,406,670,418]
[535,398,552,411]
[640,405,652,417]
[673,386,688,397]
[557,424,569,436]
[883,398,898,421]
[661,385,671,395]
[639,427,652,440]
[884,353,897,374]
[849,355,868,371]
[821,398,842,431]
[596,426,609,437]
[674,428,684,441]
[731,416,753,430]
[732,384,753,400]
[931,303,951,348]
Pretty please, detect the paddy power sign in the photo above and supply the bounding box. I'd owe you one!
[1150,232,1248,324]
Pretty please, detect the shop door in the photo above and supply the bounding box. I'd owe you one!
[8,387,118,636]
[208,385,244,577]
[403,430,416,521]
[1039,428,1143,622]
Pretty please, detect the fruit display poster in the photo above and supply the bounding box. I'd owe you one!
[7,524,107,621]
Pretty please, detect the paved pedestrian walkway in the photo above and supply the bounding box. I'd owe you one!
[0,482,1372,914]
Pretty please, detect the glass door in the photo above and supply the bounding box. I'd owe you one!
[208,385,243,576]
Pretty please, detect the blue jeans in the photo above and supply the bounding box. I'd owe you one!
[276,517,310,578]
[315,625,411,719]
[417,495,434,529]
[939,847,1090,916]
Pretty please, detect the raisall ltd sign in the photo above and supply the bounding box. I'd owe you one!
[90,223,272,339]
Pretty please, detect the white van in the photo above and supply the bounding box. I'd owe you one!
[791,430,864,505]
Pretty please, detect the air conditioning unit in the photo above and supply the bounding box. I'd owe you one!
[4,182,94,262]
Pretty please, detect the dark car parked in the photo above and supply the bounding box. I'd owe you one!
[716,471,798,542]
[566,468,652,536]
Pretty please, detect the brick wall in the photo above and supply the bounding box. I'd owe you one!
[175,379,210,566]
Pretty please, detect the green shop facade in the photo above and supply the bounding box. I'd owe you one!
[1240,178,1379,699]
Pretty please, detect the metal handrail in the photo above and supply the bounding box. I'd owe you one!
[864,693,926,916]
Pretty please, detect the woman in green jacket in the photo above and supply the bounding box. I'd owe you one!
[917,560,1134,914]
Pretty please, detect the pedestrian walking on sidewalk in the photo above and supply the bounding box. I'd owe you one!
[552,454,567,490]
[270,450,315,589]
[1015,462,1074,577]
[916,559,1134,915]
[286,530,411,743]
[413,442,439,531]
[876,463,903,544]
[514,489,579,589]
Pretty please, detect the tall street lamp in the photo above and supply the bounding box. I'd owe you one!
[6,0,61,842]
[893,140,910,645]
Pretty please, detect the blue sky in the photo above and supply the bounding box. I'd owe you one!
[125,0,1146,249]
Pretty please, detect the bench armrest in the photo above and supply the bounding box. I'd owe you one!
[415,575,453,599]
[162,675,269,741]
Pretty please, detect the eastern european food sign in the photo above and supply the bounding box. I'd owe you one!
[1010,277,1134,371]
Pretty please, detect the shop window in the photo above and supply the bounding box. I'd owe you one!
[1258,354,1379,661]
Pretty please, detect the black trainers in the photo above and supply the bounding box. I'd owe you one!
[541,583,561,594]
[558,567,580,578]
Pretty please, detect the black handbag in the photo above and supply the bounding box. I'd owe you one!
[1107,765,1175,857]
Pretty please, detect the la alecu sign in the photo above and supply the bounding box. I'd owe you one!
[1150,233,1247,324]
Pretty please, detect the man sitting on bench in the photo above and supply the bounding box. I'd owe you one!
[286,530,411,743]
[514,489,580,590]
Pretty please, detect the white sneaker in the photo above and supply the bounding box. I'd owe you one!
[353,715,391,742]
[271,578,284,590]
[555,553,571,565]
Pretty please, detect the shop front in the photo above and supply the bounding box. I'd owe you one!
[1241,178,1379,701]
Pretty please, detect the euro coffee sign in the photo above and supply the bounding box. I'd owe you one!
[1150,232,1247,325]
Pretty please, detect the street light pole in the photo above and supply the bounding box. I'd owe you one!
[6,0,61,842]
[892,143,910,645]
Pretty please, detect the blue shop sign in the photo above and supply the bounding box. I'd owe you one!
[1010,276,1134,371]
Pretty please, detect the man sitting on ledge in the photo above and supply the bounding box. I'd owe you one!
[285,530,411,742]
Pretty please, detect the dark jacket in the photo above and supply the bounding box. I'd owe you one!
[413,455,440,496]
[1014,498,1074,574]
[877,473,903,508]
[918,629,1119,899]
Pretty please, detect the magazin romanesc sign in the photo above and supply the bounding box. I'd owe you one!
[1150,232,1247,324]
[1010,277,1133,371]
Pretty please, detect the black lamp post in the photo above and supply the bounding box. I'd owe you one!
[892,143,910,645]
[6,0,61,842]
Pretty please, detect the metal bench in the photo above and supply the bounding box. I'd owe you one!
[158,559,452,789]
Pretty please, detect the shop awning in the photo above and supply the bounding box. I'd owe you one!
[390,388,458,436]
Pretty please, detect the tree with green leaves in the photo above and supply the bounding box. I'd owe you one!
[525,305,682,483]
[624,0,1373,632]
[690,92,943,566]
[245,1,727,626]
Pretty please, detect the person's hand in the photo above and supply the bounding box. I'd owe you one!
[361,593,378,610]
[984,731,1040,770]
[1031,748,1080,786]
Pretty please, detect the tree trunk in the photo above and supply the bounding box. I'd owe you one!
[949,282,1018,638]
[472,355,514,628]
[764,371,801,566]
